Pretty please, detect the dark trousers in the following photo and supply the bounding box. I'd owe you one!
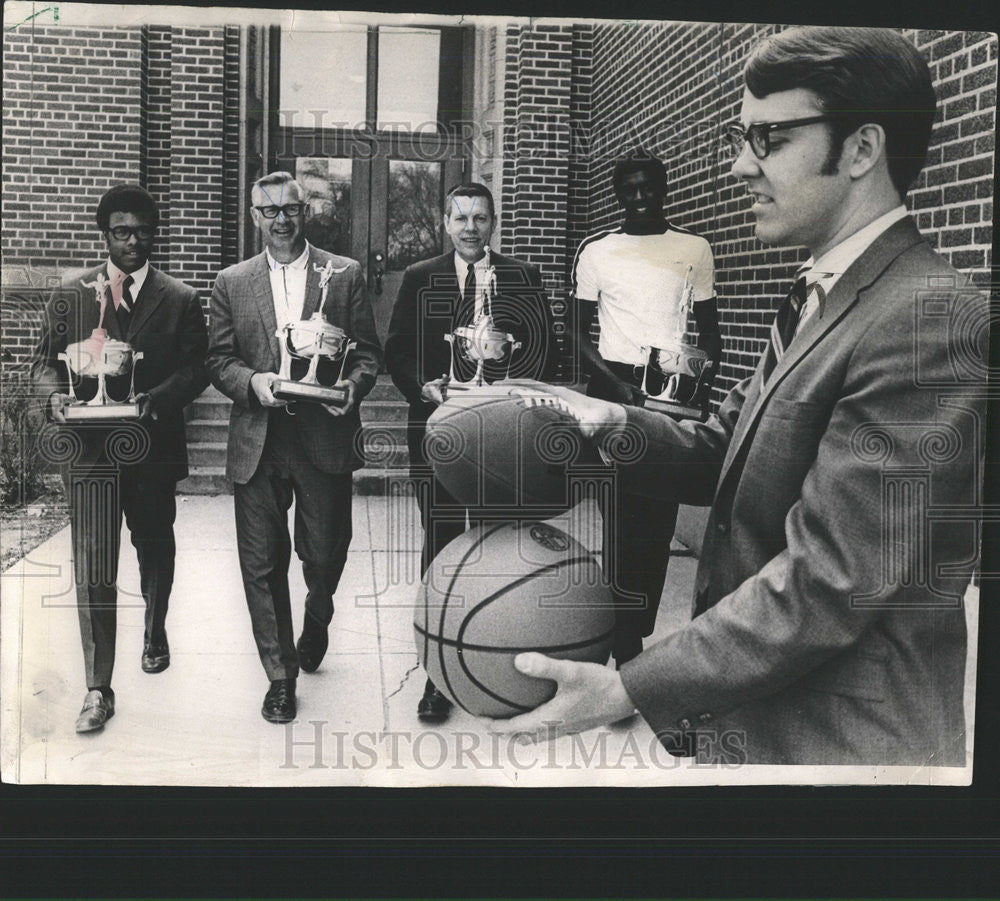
[234,411,353,681]
[65,463,176,690]
[589,361,679,656]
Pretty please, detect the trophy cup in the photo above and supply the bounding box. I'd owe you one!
[58,328,144,420]
[272,260,356,405]
[443,264,522,395]
[639,264,716,421]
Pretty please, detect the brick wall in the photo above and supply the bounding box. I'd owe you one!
[1,23,232,373]
[501,23,997,404]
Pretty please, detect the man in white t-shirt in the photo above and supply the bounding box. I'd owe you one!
[569,151,722,665]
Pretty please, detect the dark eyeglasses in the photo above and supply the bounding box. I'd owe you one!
[107,225,156,240]
[254,203,306,219]
[723,115,836,161]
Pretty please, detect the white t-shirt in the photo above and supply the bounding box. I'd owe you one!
[572,226,715,366]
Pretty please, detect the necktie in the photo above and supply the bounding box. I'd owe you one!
[761,273,808,385]
[116,275,134,334]
[464,262,478,313]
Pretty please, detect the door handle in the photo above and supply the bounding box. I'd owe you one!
[371,252,385,295]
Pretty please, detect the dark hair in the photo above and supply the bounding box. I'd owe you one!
[95,184,159,230]
[444,182,495,219]
[612,149,667,195]
[744,26,937,196]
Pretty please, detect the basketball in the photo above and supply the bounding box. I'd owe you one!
[414,521,614,718]
[424,381,597,513]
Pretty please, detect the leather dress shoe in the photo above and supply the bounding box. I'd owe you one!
[417,681,453,722]
[142,639,170,674]
[75,688,115,733]
[262,678,297,724]
[296,621,329,674]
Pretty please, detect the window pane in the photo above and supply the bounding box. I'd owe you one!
[387,160,443,269]
[297,158,352,257]
[377,27,440,131]
[280,29,367,128]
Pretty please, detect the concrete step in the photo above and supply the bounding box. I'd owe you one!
[187,441,228,466]
[360,401,409,423]
[188,396,232,420]
[187,419,230,442]
[177,466,231,495]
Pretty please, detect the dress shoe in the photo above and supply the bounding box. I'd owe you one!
[417,680,453,722]
[141,638,170,674]
[262,678,297,724]
[296,621,329,674]
[75,688,115,733]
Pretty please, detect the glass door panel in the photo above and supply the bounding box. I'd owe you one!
[279,28,368,128]
[296,157,354,257]
[377,27,441,131]
[386,159,443,270]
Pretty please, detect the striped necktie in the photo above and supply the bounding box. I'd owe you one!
[762,272,808,385]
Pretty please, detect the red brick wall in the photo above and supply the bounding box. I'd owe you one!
[501,23,997,404]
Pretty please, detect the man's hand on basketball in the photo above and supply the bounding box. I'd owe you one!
[250,372,286,408]
[482,653,636,742]
[421,375,450,405]
[511,385,627,443]
[323,379,355,416]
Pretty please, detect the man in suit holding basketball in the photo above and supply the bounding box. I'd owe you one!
[31,184,208,733]
[207,171,381,724]
[489,27,986,765]
[385,182,559,721]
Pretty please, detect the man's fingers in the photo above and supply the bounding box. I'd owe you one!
[513,652,577,683]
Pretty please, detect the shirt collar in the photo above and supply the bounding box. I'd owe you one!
[803,206,909,279]
[266,242,310,271]
[454,246,491,277]
[106,258,150,293]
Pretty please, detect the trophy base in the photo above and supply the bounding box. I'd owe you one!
[64,401,141,421]
[642,394,707,421]
[272,380,349,405]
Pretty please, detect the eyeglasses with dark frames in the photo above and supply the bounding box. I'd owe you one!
[723,115,837,161]
[253,203,306,219]
[106,225,156,241]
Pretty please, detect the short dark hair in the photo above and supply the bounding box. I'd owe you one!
[612,150,667,195]
[444,182,495,219]
[744,26,937,196]
[95,184,159,230]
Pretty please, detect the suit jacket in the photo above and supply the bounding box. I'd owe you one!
[614,218,985,766]
[206,245,382,484]
[384,251,559,453]
[30,263,209,482]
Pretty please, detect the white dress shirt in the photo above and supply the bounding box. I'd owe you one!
[106,258,150,310]
[454,247,493,320]
[266,243,310,328]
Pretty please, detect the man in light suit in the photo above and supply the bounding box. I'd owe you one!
[31,184,208,732]
[489,27,986,765]
[207,171,381,724]
[385,182,559,720]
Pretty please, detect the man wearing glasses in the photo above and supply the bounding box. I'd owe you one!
[31,184,209,733]
[488,27,985,766]
[207,172,381,724]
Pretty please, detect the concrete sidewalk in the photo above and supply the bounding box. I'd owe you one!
[1,494,978,786]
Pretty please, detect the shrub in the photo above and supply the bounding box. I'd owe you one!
[0,377,49,507]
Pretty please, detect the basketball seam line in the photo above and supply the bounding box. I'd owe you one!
[414,624,617,655]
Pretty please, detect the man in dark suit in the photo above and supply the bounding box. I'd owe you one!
[385,182,558,721]
[207,171,381,724]
[489,27,986,766]
[31,184,208,733]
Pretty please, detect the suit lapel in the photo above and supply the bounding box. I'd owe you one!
[252,254,281,369]
[717,218,925,490]
[301,250,322,320]
[126,267,166,340]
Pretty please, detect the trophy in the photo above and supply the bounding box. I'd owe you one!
[57,272,144,420]
[272,260,356,405]
[443,263,522,395]
[639,264,716,421]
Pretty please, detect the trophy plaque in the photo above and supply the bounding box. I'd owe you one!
[57,328,144,421]
[639,263,716,421]
[273,312,356,405]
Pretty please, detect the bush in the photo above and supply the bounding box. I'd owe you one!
[0,377,49,507]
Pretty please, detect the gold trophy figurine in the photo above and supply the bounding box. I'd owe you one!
[444,263,522,394]
[640,264,715,421]
[272,260,356,405]
[57,272,144,420]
